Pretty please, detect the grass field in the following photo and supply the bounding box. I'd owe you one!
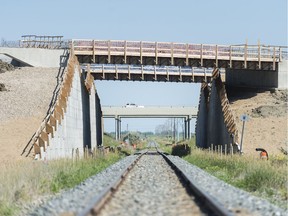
[180,139,288,209]
[0,150,122,216]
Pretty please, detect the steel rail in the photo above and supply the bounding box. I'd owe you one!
[78,149,233,216]
[77,150,148,216]
[157,150,234,216]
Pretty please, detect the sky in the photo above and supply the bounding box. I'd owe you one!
[1,0,287,133]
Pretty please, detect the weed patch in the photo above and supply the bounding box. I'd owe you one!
[184,149,288,209]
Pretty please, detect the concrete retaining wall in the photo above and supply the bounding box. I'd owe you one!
[46,65,84,159]
[195,69,238,152]
[0,47,67,67]
[278,60,288,89]
[195,84,209,148]
[226,68,278,89]
[30,54,103,160]
[207,80,232,148]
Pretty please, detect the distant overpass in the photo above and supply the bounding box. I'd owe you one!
[102,106,197,140]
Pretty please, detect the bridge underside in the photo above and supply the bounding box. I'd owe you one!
[76,55,276,71]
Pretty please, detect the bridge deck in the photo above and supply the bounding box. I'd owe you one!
[73,39,287,70]
[82,64,225,83]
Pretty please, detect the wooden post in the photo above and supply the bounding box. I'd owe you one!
[124,40,127,64]
[186,43,189,66]
[220,145,223,158]
[244,40,248,69]
[200,44,203,66]
[225,144,227,156]
[155,42,158,65]
[215,45,218,67]
[140,41,143,64]
[258,39,261,69]
[171,42,174,65]
[229,45,232,68]
[273,47,276,70]
[108,40,111,64]
[92,40,95,63]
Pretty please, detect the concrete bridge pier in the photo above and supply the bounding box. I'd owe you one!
[114,116,121,141]
[184,116,191,140]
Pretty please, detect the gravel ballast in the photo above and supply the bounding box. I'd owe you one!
[167,155,287,216]
[28,153,287,216]
[99,154,204,216]
[28,155,138,216]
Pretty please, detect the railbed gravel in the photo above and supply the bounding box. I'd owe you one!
[29,155,138,216]
[167,155,287,216]
[99,154,205,216]
[28,154,287,216]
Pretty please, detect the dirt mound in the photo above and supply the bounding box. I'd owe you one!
[228,88,287,156]
[0,60,14,73]
[271,89,288,102]
[251,105,287,118]
[0,67,59,164]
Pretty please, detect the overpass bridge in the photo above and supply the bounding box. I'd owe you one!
[73,39,287,88]
[73,39,285,70]
[102,106,197,140]
[1,37,284,160]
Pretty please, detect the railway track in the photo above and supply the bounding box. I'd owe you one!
[78,149,233,216]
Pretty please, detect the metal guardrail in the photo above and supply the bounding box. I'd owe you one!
[0,38,70,49]
[81,64,225,76]
[73,39,288,61]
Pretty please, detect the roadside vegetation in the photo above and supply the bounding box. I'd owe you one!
[176,138,288,210]
[0,136,123,216]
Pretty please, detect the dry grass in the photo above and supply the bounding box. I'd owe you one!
[184,147,288,209]
[0,153,122,216]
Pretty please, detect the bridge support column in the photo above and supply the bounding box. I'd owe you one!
[187,117,191,140]
[184,117,188,140]
[119,118,122,140]
[115,116,121,140]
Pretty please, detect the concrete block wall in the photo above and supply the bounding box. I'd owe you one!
[46,65,85,160]
[31,54,103,160]
[195,83,209,148]
[207,79,232,148]
[195,69,239,152]
[278,60,288,89]
[96,93,103,146]
[90,85,97,149]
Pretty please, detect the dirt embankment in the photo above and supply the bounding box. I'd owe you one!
[0,65,59,164]
[0,60,14,91]
[227,87,287,156]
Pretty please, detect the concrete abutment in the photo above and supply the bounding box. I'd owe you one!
[31,54,103,160]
